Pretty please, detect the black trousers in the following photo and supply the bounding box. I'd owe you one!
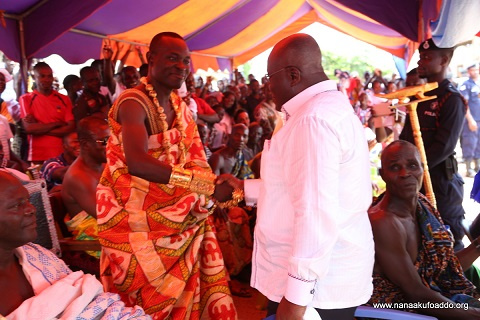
[267,300,357,320]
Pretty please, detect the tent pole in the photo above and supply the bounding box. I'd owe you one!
[70,28,148,47]
[18,19,28,95]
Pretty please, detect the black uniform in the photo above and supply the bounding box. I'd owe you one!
[400,79,466,250]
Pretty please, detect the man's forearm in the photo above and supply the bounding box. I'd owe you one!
[197,113,220,124]
[23,121,62,135]
[46,123,75,137]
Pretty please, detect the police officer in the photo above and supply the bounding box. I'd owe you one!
[459,63,480,177]
[400,38,467,250]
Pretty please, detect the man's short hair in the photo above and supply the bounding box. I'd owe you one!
[149,32,184,52]
[63,74,80,90]
[80,66,96,79]
[121,66,138,76]
[33,61,51,72]
[381,140,419,163]
[77,116,108,142]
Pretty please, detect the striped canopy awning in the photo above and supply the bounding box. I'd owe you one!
[1,0,479,71]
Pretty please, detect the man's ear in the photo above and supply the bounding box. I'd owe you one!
[440,53,451,68]
[146,51,152,64]
[287,66,301,87]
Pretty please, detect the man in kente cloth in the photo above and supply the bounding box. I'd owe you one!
[369,140,480,319]
[96,32,237,319]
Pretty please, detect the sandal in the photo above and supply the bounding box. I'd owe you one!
[231,287,252,298]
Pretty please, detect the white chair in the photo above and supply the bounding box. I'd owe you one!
[21,178,62,257]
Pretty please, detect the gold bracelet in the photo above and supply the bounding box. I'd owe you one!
[190,169,216,196]
[216,188,245,209]
[169,165,192,189]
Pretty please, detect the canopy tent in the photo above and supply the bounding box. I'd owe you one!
[1,0,479,74]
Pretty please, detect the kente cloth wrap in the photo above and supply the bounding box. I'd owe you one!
[65,211,100,258]
[231,150,254,180]
[8,243,149,320]
[97,89,236,319]
[369,193,480,307]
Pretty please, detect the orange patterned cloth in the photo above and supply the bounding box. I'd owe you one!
[97,89,237,319]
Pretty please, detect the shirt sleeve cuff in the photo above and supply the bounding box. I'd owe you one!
[284,274,316,306]
[244,179,261,206]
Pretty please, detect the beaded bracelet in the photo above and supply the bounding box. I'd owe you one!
[215,188,245,209]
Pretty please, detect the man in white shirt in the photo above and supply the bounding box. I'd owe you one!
[222,33,374,319]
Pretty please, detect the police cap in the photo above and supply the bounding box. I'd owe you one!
[418,38,454,53]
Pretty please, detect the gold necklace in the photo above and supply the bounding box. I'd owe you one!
[140,77,186,165]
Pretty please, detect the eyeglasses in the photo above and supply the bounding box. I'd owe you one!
[95,137,109,146]
[265,66,298,80]
[265,68,286,80]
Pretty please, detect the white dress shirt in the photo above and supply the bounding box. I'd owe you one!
[245,80,374,309]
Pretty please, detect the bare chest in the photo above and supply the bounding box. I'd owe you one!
[0,261,34,315]
[400,218,421,263]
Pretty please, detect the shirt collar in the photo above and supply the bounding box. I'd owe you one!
[282,80,337,121]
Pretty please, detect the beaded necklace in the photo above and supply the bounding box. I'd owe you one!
[140,77,186,165]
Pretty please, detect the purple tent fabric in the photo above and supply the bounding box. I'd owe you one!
[0,0,479,71]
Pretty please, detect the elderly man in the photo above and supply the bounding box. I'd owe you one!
[220,33,374,319]
[209,123,253,179]
[0,171,150,319]
[96,32,236,319]
[369,140,480,319]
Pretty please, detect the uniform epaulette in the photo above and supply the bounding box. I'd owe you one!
[445,82,461,94]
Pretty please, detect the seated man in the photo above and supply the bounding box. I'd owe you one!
[209,123,254,296]
[62,117,109,259]
[197,122,212,161]
[40,131,79,191]
[247,122,263,156]
[368,140,480,319]
[0,171,150,319]
[0,114,27,172]
[209,123,254,179]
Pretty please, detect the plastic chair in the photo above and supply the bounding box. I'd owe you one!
[22,178,62,257]
[263,306,438,319]
[355,306,438,319]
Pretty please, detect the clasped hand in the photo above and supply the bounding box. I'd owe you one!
[213,174,242,202]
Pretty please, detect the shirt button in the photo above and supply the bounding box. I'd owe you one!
[310,289,315,294]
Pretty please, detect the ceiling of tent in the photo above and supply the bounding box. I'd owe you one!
[1,0,479,72]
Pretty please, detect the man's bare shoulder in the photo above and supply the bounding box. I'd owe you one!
[368,202,407,240]
[63,159,98,187]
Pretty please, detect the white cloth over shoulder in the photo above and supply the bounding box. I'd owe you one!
[7,243,150,320]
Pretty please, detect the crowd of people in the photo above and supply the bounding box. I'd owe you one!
[0,29,480,319]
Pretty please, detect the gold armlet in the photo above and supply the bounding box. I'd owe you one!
[190,169,216,196]
[216,188,245,209]
[169,165,193,189]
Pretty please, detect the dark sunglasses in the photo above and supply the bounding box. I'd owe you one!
[95,136,109,146]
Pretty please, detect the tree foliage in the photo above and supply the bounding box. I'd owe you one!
[322,50,394,79]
